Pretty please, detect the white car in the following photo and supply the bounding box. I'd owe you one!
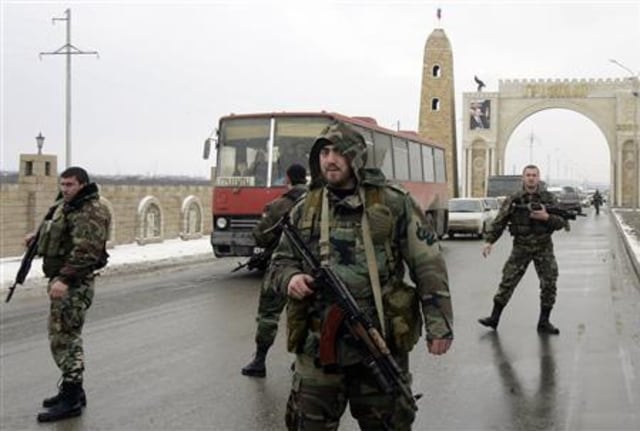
[447,198,493,239]
[482,197,500,225]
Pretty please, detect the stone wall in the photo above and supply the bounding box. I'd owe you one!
[0,153,212,258]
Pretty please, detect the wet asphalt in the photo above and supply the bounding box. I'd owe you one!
[1,207,639,430]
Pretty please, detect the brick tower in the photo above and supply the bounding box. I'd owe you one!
[418,27,458,197]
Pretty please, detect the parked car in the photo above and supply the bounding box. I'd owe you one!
[547,186,583,214]
[447,198,493,239]
[482,197,500,225]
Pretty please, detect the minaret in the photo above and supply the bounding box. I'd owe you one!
[418,11,458,197]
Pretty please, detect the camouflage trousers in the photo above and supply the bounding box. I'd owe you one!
[494,239,558,309]
[285,353,415,431]
[253,280,287,349]
[48,278,95,383]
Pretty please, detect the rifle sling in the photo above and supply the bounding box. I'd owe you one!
[359,188,387,338]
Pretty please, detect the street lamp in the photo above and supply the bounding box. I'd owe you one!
[36,132,45,155]
[610,59,639,209]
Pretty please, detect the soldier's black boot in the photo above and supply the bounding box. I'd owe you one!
[42,381,87,408]
[537,307,560,335]
[241,345,269,378]
[478,301,504,330]
[37,382,83,422]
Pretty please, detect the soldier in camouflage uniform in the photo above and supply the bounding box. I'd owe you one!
[479,164,566,335]
[33,167,111,422]
[241,164,308,378]
[270,122,454,430]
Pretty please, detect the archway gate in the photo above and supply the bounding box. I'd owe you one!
[461,78,639,207]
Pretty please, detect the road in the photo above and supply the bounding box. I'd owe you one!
[1,208,639,430]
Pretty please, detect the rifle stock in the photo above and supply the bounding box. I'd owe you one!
[231,242,277,273]
[278,215,418,412]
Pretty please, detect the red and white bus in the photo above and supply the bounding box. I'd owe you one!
[204,111,449,257]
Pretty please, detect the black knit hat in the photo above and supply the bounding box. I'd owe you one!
[286,163,307,185]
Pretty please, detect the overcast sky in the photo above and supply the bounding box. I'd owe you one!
[1,1,639,185]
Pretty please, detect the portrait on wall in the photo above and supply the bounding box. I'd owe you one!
[470,99,491,130]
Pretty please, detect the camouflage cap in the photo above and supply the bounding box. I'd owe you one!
[309,121,367,187]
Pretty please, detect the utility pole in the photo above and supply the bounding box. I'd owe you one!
[40,9,98,168]
[526,130,540,164]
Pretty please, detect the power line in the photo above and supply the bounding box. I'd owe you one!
[40,9,98,168]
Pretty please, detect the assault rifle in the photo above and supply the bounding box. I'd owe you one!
[5,203,58,303]
[512,202,586,221]
[231,243,276,273]
[5,235,40,303]
[278,215,419,414]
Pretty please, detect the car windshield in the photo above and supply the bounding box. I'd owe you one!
[483,198,499,210]
[449,199,483,212]
[215,116,330,187]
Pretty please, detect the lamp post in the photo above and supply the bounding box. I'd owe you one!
[610,59,639,209]
[36,132,45,155]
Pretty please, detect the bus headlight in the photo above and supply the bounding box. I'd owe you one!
[216,217,228,230]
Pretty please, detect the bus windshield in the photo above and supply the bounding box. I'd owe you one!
[216,116,331,187]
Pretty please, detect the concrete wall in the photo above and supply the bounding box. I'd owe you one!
[0,153,212,258]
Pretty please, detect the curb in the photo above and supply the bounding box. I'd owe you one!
[611,210,640,283]
[0,252,215,298]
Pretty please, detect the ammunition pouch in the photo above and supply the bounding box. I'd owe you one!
[366,203,394,245]
[37,209,69,259]
[38,209,73,278]
[287,296,312,353]
[384,280,422,353]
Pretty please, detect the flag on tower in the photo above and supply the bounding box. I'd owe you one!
[437,8,442,20]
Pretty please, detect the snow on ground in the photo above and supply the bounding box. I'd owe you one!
[1,209,639,295]
[612,209,640,277]
[0,237,213,293]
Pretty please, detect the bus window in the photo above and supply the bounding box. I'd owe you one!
[434,147,446,183]
[422,146,435,182]
[219,147,237,177]
[392,137,409,181]
[408,141,423,181]
[273,116,331,184]
[217,118,270,186]
[246,149,268,186]
[373,132,393,178]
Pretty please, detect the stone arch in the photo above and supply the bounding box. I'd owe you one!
[99,196,116,247]
[497,100,612,171]
[136,196,163,245]
[180,195,203,240]
[461,78,636,206]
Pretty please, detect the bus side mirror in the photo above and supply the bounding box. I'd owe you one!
[203,138,212,160]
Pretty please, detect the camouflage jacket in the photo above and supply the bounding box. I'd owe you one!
[484,188,566,244]
[253,184,307,249]
[37,182,111,285]
[271,121,452,362]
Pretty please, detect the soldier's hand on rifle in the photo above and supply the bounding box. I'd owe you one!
[482,242,493,258]
[287,273,314,300]
[529,207,550,221]
[427,338,452,355]
[49,278,69,299]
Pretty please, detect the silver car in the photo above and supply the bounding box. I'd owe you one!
[447,198,493,239]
